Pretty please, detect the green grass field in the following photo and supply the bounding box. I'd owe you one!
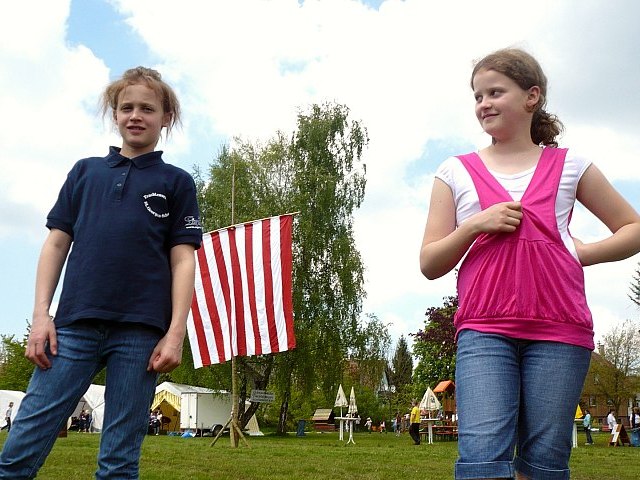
[1,430,639,479]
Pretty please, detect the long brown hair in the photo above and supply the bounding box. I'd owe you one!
[471,48,563,147]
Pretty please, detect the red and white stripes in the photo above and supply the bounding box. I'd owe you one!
[187,215,295,367]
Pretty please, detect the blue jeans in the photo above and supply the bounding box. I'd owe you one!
[0,321,161,479]
[584,425,593,444]
[455,329,591,480]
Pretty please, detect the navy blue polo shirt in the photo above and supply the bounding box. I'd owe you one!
[47,147,203,333]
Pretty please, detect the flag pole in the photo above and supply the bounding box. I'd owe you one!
[229,159,248,448]
[209,156,249,448]
[206,165,299,448]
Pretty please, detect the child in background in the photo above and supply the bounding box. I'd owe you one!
[420,48,640,479]
[0,67,202,479]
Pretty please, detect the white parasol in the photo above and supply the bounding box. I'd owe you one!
[419,386,441,413]
[335,384,348,417]
[348,387,358,415]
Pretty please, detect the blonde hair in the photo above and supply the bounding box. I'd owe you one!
[471,48,564,147]
[100,66,181,136]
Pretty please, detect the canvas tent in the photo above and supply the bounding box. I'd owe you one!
[152,382,262,436]
[69,384,106,432]
[0,390,25,429]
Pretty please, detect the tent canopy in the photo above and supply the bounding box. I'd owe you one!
[70,384,106,432]
[152,382,261,435]
[152,382,220,412]
[0,390,25,428]
[153,382,225,433]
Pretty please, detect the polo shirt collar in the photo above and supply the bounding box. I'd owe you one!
[105,146,165,169]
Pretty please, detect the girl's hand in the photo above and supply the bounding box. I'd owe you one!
[470,201,523,234]
[572,237,587,267]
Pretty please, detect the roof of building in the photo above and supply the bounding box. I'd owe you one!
[312,408,335,421]
[433,380,455,394]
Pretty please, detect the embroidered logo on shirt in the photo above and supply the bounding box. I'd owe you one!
[143,192,170,218]
[184,216,202,230]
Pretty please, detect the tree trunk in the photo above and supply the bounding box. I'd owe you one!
[277,389,290,435]
[239,356,274,429]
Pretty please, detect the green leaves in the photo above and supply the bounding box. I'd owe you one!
[0,334,33,391]
[411,296,457,394]
[193,102,377,433]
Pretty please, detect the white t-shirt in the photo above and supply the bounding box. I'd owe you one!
[435,149,591,261]
[607,413,618,430]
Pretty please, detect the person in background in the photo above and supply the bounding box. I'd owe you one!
[394,411,402,436]
[630,406,640,429]
[607,409,618,433]
[153,409,161,435]
[78,410,87,433]
[583,409,593,445]
[409,400,421,445]
[3,403,13,433]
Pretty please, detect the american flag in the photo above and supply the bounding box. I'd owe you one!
[187,214,296,367]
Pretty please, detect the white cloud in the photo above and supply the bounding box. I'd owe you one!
[0,1,111,240]
[2,0,640,347]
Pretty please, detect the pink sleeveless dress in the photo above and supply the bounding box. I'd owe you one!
[454,148,594,350]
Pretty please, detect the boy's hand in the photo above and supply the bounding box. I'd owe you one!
[26,313,56,369]
[147,333,184,373]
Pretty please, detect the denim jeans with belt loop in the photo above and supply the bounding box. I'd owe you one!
[0,321,161,479]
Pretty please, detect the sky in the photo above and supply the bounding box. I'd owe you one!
[2,0,640,355]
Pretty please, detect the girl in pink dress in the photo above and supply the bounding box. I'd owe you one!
[420,48,640,480]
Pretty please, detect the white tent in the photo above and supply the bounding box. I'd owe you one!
[0,390,25,429]
[69,384,106,432]
[152,382,262,436]
[419,386,441,413]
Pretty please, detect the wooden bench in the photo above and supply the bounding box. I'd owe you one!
[432,425,458,441]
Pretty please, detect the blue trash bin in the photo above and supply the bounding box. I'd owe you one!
[296,419,306,436]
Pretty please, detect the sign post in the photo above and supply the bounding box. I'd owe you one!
[609,424,631,447]
[250,390,275,403]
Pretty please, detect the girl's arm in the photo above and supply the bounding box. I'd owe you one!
[147,243,196,373]
[574,164,640,266]
[26,228,72,369]
[420,178,523,279]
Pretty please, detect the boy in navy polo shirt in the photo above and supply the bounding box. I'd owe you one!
[0,67,202,479]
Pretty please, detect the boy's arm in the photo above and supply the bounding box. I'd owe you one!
[26,228,72,369]
[147,243,196,373]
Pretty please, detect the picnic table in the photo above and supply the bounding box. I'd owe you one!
[420,420,457,443]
